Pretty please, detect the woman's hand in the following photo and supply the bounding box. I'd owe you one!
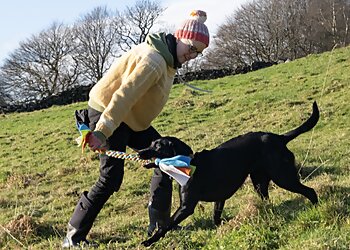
[87,131,108,152]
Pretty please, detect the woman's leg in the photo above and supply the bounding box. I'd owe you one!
[63,109,130,247]
[129,127,173,236]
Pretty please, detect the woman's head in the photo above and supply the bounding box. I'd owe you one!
[175,10,210,64]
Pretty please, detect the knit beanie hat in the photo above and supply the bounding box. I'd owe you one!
[174,10,210,47]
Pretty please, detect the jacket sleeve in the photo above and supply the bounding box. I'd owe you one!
[95,60,162,138]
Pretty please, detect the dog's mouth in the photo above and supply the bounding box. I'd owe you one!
[138,148,182,169]
[138,151,157,168]
[142,161,157,169]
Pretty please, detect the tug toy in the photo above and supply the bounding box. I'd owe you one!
[75,121,194,186]
[105,150,152,165]
[75,122,151,165]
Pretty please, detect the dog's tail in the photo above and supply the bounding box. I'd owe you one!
[282,101,319,144]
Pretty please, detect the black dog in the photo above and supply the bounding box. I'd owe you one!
[138,102,319,246]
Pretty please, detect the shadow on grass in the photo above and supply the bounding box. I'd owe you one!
[298,165,343,180]
[268,184,350,222]
[90,223,141,246]
[31,185,349,247]
[33,221,137,247]
[319,185,350,208]
[90,233,130,246]
[0,198,19,208]
[272,197,310,220]
[35,221,65,240]
[185,216,218,231]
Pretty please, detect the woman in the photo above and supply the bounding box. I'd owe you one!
[63,10,210,247]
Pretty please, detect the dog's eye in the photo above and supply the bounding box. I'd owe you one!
[151,141,161,148]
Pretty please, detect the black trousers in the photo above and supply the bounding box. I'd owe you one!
[86,107,172,213]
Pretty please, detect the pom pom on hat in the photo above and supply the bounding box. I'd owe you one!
[189,10,207,23]
[175,10,210,47]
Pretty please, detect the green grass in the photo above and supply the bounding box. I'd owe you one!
[0,46,349,249]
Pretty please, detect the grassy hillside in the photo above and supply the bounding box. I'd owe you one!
[0,46,349,249]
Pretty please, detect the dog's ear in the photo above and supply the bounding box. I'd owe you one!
[169,137,193,156]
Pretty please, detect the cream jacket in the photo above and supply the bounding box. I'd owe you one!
[88,42,176,138]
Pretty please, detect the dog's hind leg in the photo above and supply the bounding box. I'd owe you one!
[213,200,225,225]
[250,173,270,200]
[271,166,318,204]
[276,180,318,204]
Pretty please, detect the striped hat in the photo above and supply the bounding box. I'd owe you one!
[174,10,210,47]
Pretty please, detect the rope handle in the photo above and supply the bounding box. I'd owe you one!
[76,123,152,165]
[105,150,152,165]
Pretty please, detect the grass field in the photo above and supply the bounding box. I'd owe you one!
[0,46,349,249]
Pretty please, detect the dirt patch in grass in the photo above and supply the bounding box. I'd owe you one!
[1,214,37,240]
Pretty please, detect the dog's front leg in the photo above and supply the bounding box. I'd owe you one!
[141,226,166,247]
[141,200,198,247]
[213,200,225,226]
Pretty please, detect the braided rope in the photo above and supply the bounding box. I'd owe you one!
[105,150,152,165]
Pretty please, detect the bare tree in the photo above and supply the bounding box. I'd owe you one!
[230,0,313,62]
[0,2,165,106]
[0,74,12,106]
[308,0,350,49]
[203,19,247,69]
[73,6,120,84]
[204,1,276,68]
[114,0,165,52]
[274,0,314,60]
[0,22,79,103]
[72,1,164,83]
[204,0,350,70]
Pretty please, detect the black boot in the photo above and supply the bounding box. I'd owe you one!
[147,205,171,236]
[62,191,99,248]
[62,223,90,248]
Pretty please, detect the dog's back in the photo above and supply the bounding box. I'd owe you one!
[189,102,319,201]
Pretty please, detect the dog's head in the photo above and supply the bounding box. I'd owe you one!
[138,136,193,168]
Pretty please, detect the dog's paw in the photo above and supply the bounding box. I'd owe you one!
[141,239,152,247]
[214,219,222,226]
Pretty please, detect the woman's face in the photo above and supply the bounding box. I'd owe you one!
[176,39,206,64]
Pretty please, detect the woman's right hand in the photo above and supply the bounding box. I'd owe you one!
[87,131,108,152]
